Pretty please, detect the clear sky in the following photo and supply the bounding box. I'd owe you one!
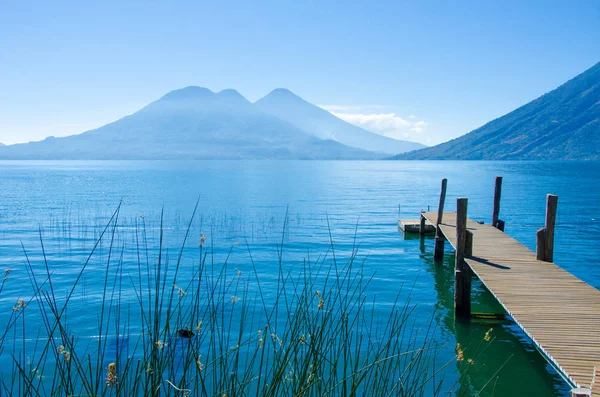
[1,0,598,145]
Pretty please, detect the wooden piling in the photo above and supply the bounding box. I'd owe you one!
[454,198,471,318]
[536,227,546,261]
[544,194,558,263]
[496,219,505,232]
[492,176,502,228]
[419,208,600,390]
[534,195,558,262]
[433,178,448,260]
[465,230,473,257]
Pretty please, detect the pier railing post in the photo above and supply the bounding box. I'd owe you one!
[536,228,546,261]
[544,194,558,262]
[455,198,471,318]
[465,230,473,258]
[433,178,448,261]
[536,194,558,262]
[492,176,502,228]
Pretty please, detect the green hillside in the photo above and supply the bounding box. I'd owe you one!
[393,61,600,160]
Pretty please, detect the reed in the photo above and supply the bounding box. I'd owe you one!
[0,203,496,396]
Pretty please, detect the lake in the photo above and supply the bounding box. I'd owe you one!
[0,160,598,396]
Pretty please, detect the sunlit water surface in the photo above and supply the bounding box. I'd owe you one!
[1,160,599,396]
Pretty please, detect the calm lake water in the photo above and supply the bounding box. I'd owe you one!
[0,160,599,396]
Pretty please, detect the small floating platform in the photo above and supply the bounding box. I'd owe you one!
[398,219,435,234]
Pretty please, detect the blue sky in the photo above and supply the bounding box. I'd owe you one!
[1,0,598,145]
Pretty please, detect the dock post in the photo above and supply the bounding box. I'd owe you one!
[433,178,448,261]
[496,219,505,232]
[536,228,546,261]
[492,176,502,228]
[535,194,558,262]
[544,194,558,262]
[419,212,426,236]
[465,230,473,258]
[455,198,471,318]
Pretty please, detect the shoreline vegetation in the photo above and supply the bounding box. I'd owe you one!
[0,203,504,396]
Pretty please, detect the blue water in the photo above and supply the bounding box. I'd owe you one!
[0,160,599,396]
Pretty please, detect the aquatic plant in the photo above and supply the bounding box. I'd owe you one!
[0,203,500,396]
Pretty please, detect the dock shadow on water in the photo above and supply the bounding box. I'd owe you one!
[416,233,571,396]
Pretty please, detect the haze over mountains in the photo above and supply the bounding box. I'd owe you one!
[0,88,423,160]
[393,61,600,160]
[256,89,424,155]
[4,60,597,161]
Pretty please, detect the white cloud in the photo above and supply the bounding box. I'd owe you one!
[325,108,430,144]
[410,120,428,134]
[332,112,411,130]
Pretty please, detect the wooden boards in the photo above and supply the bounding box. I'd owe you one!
[398,219,435,233]
[422,211,600,395]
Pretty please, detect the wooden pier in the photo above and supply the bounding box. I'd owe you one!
[398,219,435,233]
[411,178,599,396]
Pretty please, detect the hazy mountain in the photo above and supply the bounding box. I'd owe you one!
[0,142,4,146]
[392,62,600,160]
[0,87,378,160]
[255,89,425,155]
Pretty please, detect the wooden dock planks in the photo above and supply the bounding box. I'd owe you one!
[422,211,600,395]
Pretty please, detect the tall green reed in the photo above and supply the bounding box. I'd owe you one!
[0,203,496,396]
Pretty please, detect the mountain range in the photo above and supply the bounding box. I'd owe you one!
[393,61,600,160]
[0,88,423,160]
[4,60,598,161]
[255,89,424,154]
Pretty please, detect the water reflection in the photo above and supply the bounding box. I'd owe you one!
[409,230,571,396]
